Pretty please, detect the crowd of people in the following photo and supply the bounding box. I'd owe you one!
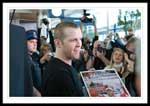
[25,21,141,97]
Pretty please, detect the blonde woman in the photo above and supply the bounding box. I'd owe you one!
[105,48,134,82]
[39,43,53,74]
[40,44,51,63]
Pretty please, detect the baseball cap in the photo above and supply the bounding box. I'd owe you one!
[26,30,38,40]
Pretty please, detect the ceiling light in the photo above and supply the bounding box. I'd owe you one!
[52,9,62,17]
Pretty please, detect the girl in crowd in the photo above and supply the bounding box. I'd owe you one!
[39,43,53,74]
[105,48,134,83]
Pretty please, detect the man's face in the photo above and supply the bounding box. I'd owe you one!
[27,39,37,54]
[61,27,82,60]
[126,42,136,52]
[128,30,133,35]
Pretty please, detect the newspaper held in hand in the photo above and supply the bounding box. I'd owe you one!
[80,69,130,97]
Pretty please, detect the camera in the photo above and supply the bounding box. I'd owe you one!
[81,17,93,23]
[83,43,93,56]
[83,10,90,16]
[97,44,103,53]
[80,10,94,23]
[97,44,106,54]
[42,18,49,25]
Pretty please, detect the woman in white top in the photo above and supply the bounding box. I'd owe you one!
[105,48,134,82]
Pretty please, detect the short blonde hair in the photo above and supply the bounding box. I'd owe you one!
[54,21,78,41]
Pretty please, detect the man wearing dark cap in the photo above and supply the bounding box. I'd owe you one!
[26,30,42,96]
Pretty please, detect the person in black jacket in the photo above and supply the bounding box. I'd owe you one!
[26,30,42,96]
[42,22,84,96]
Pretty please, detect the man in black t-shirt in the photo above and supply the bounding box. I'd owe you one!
[42,22,84,96]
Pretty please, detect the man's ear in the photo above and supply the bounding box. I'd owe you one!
[54,39,62,48]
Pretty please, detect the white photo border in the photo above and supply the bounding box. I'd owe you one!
[3,3,147,104]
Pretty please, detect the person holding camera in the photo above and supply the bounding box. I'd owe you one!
[105,48,134,83]
[39,43,53,76]
[92,40,110,70]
